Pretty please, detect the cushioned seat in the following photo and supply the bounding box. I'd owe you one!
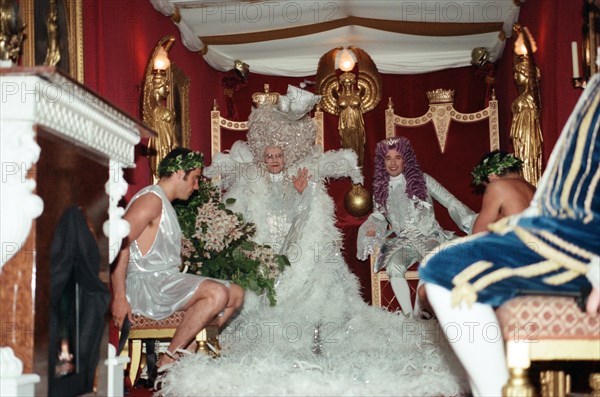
[496,296,600,397]
[121,312,220,386]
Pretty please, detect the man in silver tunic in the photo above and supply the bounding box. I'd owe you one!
[111,148,244,370]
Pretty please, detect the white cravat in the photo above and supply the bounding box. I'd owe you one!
[269,172,284,183]
[388,174,406,191]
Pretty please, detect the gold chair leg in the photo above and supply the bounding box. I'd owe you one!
[502,367,534,397]
[503,341,533,397]
[590,373,600,397]
[540,370,570,397]
[195,325,221,357]
[128,339,142,387]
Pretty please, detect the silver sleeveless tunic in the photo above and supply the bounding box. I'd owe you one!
[125,185,229,320]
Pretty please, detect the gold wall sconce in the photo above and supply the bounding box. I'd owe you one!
[511,24,542,186]
[315,46,382,217]
[572,0,600,89]
[143,35,191,184]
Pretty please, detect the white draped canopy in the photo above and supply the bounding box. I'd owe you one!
[150,0,521,76]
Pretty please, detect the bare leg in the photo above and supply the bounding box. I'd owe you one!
[184,340,198,351]
[180,284,243,352]
[416,284,434,316]
[218,283,244,328]
[159,280,229,366]
[426,283,508,396]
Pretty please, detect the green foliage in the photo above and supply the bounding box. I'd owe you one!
[471,152,524,186]
[174,179,289,306]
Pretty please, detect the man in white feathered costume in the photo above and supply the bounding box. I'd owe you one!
[161,86,468,397]
[205,85,364,312]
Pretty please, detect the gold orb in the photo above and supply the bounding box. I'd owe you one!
[344,184,373,217]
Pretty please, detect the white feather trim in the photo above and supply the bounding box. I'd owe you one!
[205,142,364,192]
[162,158,468,396]
[296,147,364,185]
[204,141,258,190]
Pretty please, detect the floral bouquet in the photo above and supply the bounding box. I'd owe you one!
[174,181,289,306]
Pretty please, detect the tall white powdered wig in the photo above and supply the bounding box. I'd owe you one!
[247,85,321,167]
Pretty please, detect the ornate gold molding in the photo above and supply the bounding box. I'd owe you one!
[21,0,35,66]
[385,91,500,153]
[582,0,600,82]
[210,107,249,156]
[67,0,83,82]
[20,0,84,82]
[169,64,191,149]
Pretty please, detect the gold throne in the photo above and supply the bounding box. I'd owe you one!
[370,89,500,310]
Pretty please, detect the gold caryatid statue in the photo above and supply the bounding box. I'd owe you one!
[43,0,60,66]
[510,25,542,186]
[316,47,382,217]
[337,71,367,166]
[316,46,382,168]
[142,36,177,184]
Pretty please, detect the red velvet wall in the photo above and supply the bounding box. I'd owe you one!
[84,0,588,302]
[494,0,585,162]
[83,0,223,199]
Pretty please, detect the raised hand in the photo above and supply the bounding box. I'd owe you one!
[292,167,311,194]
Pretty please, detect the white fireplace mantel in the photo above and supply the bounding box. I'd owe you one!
[0,66,154,269]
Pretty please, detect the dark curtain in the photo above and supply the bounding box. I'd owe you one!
[48,206,110,397]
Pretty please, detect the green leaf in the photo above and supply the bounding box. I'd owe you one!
[247,277,259,291]
[176,177,291,306]
[240,240,256,251]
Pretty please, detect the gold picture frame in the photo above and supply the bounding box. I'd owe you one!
[582,0,600,81]
[21,0,84,83]
[169,63,191,149]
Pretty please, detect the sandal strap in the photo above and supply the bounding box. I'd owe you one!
[163,349,178,360]
[154,349,192,391]
[173,347,193,356]
[153,361,175,391]
[163,347,192,360]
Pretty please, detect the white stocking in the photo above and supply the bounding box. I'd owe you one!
[390,276,413,315]
[425,283,508,397]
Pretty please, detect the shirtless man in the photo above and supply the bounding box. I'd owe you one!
[111,148,244,373]
[470,150,535,233]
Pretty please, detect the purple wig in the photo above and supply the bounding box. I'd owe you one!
[373,137,428,210]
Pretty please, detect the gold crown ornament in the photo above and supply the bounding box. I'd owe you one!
[426,89,455,104]
[252,84,280,107]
